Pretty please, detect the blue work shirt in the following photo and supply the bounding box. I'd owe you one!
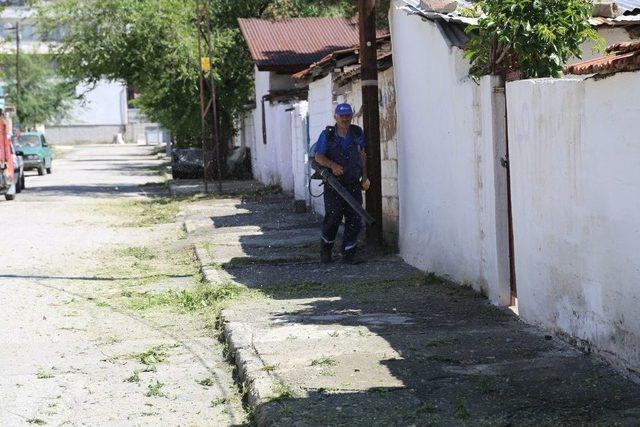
[314,126,366,157]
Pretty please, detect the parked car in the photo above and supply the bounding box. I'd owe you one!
[12,142,25,193]
[13,132,53,176]
[171,148,204,179]
[0,129,16,201]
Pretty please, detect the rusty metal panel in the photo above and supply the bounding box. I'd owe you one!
[564,42,640,76]
[238,18,385,73]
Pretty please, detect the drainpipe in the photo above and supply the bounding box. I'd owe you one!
[261,95,268,145]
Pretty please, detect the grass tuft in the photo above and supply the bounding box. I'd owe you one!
[124,370,141,383]
[118,246,156,261]
[145,380,166,397]
[271,382,296,402]
[197,377,214,387]
[310,357,337,367]
[137,346,168,366]
[36,368,54,379]
[453,396,470,420]
[211,397,229,407]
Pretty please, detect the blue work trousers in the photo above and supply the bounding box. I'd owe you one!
[321,182,363,252]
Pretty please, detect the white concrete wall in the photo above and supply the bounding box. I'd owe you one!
[273,101,294,193]
[507,73,640,374]
[307,74,334,216]
[44,125,121,145]
[127,109,164,145]
[63,80,128,126]
[290,101,310,203]
[250,68,295,193]
[391,3,511,304]
[45,80,128,144]
[236,111,255,150]
[251,69,274,184]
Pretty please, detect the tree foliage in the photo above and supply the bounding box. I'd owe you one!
[0,54,76,129]
[35,0,378,148]
[465,0,603,79]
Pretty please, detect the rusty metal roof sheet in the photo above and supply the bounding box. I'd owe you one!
[334,51,394,87]
[238,18,367,73]
[292,35,391,82]
[589,14,640,25]
[564,40,640,75]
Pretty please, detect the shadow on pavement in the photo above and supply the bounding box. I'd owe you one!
[197,187,640,426]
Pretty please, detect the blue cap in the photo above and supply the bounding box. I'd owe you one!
[334,103,353,116]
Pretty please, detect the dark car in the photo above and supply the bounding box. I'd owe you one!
[171,148,204,179]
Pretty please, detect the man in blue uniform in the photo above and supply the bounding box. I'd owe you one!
[314,103,370,264]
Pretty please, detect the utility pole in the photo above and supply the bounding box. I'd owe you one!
[196,0,221,192]
[15,21,20,121]
[358,0,383,246]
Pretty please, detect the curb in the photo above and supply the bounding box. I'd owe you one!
[192,240,279,426]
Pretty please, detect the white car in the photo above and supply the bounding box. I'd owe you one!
[12,142,25,193]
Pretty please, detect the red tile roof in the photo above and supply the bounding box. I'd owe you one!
[238,18,364,73]
[564,40,640,76]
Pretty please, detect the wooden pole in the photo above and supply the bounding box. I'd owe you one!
[358,0,383,246]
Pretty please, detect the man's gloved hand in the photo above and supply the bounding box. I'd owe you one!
[361,177,370,191]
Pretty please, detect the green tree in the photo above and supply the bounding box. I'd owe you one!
[35,0,385,164]
[465,0,603,79]
[0,54,76,129]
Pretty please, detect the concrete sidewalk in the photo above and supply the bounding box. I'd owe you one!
[181,182,640,426]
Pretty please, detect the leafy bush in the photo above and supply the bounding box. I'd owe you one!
[465,0,603,79]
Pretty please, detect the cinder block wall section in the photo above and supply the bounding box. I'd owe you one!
[507,74,640,375]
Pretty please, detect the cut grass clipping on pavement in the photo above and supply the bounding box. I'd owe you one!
[103,197,180,227]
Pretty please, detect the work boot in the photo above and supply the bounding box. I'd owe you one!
[320,241,334,264]
[342,247,364,265]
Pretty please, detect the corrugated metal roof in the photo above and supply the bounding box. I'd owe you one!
[564,40,640,75]
[292,35,391,81]
[238,18,366,73]
[616,1,640,14]
[589,14,640,26]
[400,0,477,47]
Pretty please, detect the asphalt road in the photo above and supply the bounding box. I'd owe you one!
[0,144,245,426]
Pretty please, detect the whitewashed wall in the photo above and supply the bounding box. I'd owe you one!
[290,101,310,203]
[307,74,334,215]
[337,68,400,248]
[46,79,128,144]
[507,74,640,374]
[252,68,277,185]
[234,111,255,149]
[273,101,294,193]
[391,3,511,304]
[250,68,295,193]
[63,80,128,126]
